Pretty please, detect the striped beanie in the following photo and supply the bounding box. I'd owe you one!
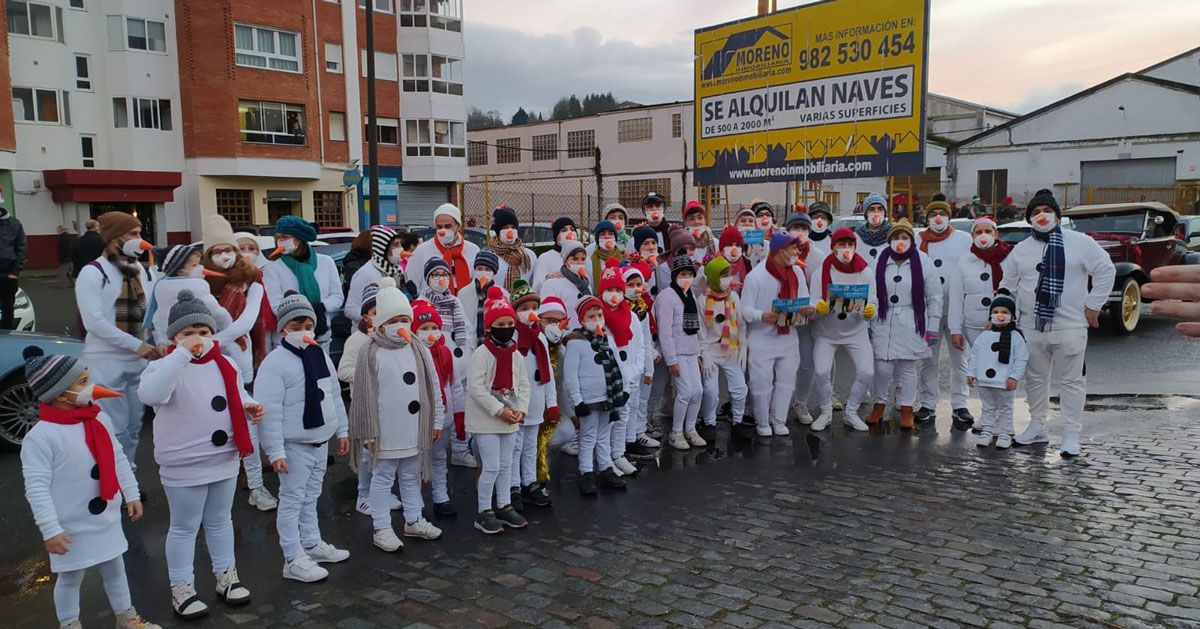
[510,278,540,311]
[24,346,86,404]
[360,282,382,315]
[275,290,318,334]
[670,254,695,279]
[370,225,398,265]
[474,250,500,274]
[156,244,198,277]
[167,290,217,338]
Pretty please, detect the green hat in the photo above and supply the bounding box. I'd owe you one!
[509,278,540,311]
[705,257,731,293]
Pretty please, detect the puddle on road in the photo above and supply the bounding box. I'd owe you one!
[0,557,52,599]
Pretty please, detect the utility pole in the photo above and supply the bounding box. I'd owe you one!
[365,0,380,226]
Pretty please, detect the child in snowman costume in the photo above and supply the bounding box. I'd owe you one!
[783,211,827,425]
[967,294,1029,449]
[348,280,445,551]
[539,239,591,331]
[20,349,159,629]
[411,298,464,519]
[597,258,645,476]
[532,217,581,289]
[654,255,708,450]
[137,291,262,619]
[507,280,560,509]
[865,220,942,430]
[697,257,748,432]
[420,257,472,468]
[255,291,351,583]
[144,244,232,346]
[460,250,505,354]
[620,261,660,458]
[585,219,624,290]
[344,225,406,322]
[810,228,877,431]
[563,296,629,493]
[855,194,892,268]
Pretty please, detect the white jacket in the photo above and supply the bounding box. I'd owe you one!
[969,328,1029,388]
[916,229,973,311]
[465,344,530,434]
[519,333,559,426]
[562,332,623,412]
[948,253,1000,335]
[406,237,479,295]
[261,253,344,336]
[344,262,391,322]
[371,342,446,459]
[214,281,264,382]
[612,315,647,386]
[654,284,706,364]
[739,262,811,359]
[870,251,942,361]
[809,263,876,343]
[76,256,152,361]
[531,248,563,292]
[855,231,890,270]
[459,281,508,353]
[540,276,589,330]
[999,229,1116,332]
[146,276,233,345]
[337,330,369,383]
[255,344,348,463]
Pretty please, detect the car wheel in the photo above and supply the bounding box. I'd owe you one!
[1109,277,1141,335]
[0,373,38,450]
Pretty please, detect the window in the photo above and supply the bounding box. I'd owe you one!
[115,17,167,52]
[977,170,1008,204]
[357,0,393,12]
[399,0,461,31]
[12,87,63,124]
[328,111,346,141]
[216,189,254,225]
[7,1,57,39]
[495,137,520,164]
[111,97,171,130]
[401,54,428,91]
[402,54,462,93]
[618,117,653,143]
[366,117,399,144]
[360,50,397,81]
[69,0,83,8]
[75,55,91,90]
[532,133,557,161]
[234,24,300,72]
[238,100,306,145]
[80,135,95,168]
[324,42,342,73]
[618,179,671,210]
[567,129,594,159]
[313,191,344,226]
[404,119,465,157]
[467,141,487,166]
[672,113,682,138]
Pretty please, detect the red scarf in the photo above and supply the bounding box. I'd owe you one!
[175,341,254,457]
[765,256,799,335]
[795,240,811,273]
[427,337,454,405]
[601,300,634,348]
[434,237,472,295]
[919,226,954,253]
[483,337,517,390]
[970,240,1012,290]
[515,322,551,385]
[821,250,869,299]
[39,404,122,501]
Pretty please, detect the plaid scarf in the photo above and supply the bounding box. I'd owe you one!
[1033,227,1065,332]
[111,256,147,337]
[489,238,532,292]
[424,287,467,346]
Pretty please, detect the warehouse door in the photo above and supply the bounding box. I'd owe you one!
[393,184,450,226]
[1082,157,1176,206]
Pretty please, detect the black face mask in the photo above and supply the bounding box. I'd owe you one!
[489,327,515,344]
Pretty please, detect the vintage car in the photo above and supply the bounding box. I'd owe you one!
[1063,202,1200,334]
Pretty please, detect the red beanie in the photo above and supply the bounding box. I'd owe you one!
[598,257,625,295]
[623,261,651,283]
[576,295,602,322]
[831,226,857,245]
[683,200,706,219]
[483,285,516,328]
[718,224,743,249]
[410,298,443,333]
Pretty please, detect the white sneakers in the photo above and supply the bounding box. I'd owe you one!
[843,410,868,432]
[613,457,637,475]
[684,430,707,447]
[1014,422,1049,446]
[792,401,814,425]
[450,450,478,468]
[404,517,443,540]
[373,527,404,552]
[770,420,790,436]
[561,437,581,456]
[995,434,1013,449]
[976,431,995,448]
[356,494,402,516]
[247,487,278,512]
[170,583,207,619]
[114,607,160,629]
[669,431,690,450]
[810,408,833,431]
[637,433,661,448]
[755,423,772,437]
[305,541,349,563]
[214,568,250,605]
[1061,433,1081,457]
[282,554,328,583]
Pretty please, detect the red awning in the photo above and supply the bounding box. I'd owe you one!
[42,169,182,203]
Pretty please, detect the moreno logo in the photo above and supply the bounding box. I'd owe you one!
[702,25,790,80]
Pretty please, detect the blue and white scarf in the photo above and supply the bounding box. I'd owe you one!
[1033,227,1065,332]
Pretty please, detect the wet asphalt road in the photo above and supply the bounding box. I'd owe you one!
[3,277,1200,627]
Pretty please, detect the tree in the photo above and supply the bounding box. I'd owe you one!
[567,95,583,118]
[551,97,572,120]
[511,107,529,126]
[467,107,505,130]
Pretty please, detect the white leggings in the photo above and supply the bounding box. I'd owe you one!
[475,432,516,512]
[510,424,539,489]
[431,432,450,504]
[54,556,131,624]
[276,441,328,561]
[749,352,801,427]
[370,455,423,530]
[578,411,612,474]
[700,353,748,425]
[611,378,640,455]
[873,359,918,407]
[670,355,703,433]
[793,326,817,406]
[164,477,238,587]
[977,386,1016,435]
[813,335,874,413]
[88,358,144,472]
[240,422,264,490]
[635,374,653,437]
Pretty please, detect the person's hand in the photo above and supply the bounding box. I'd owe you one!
[697,357,704,372]
[499,407,520,424]
[432,429,442,443]
[136,343,160,360]
[653,353,661,364]
[45,532,71,555]
[336,437,350,456]
[244,403,264,423]
[1084,307,1101,328]
[126,500,143,521]
[951,334,965,351]
[512,411,525,425]
[799,306,816,318]
[966,376,975,387]
[925,332,940,346]
[761,311,779,324]
[643,375,653,385]
[1006,378,1018,391]
[272,458,289,474]
[668,364,681,377]
[1145,265,1200,337]
[364,440,376,453]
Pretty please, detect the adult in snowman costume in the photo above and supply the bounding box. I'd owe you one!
[855,194,892,268]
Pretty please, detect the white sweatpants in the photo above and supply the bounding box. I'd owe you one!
[1024,327,1087,439]
[621,375,646,446]
[918,316,968,409]
[873,359,918,407]
[240,422,264,490]
[431,433,450,504]
[977,386,1015,435]
[370,455,423,530]
[475,432,516,512]
[646,358,672,429]
[700,353,748,425]
[749,352,801,427]
[276,441,328,561]
[88,357,145,472]
[813,335,874,413]
[510,424,540,489]
[53,556,131,624]
[611,401,630,458]
[792,325,817,408]
[670,354,703,433]
[164,477,237,587]
[635,375,653,437]
[577,411,612,474]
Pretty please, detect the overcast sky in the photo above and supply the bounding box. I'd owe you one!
[463,0,1200,117]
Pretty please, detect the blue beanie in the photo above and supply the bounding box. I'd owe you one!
[862,193,888,212]
[276,215,317,242]
[474,250,500,274]
[594,220,617,236]
[491,205,519,234]
[769,231,797,253]
[424,257,450,280]
[632,226,657,250]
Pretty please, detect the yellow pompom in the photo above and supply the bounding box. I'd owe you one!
[862,304,877,320]
[815,299,830,316]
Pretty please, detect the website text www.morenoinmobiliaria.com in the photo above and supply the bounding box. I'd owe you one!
[727,159,872,180]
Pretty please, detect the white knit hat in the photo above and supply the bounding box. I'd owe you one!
[433,203,462,225]
[203,214,237,252]
[372,278,413,325]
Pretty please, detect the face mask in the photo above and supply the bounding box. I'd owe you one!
[724,246,742,261]
[557,232,576,247]
[419,329,442,347]
[974,233,995,249]
[867,212,885,227]
[624,287,641,300]
[599,236,616,251]
[382,322,409,343]
[583,317,604,332]
[648,210,663,224]
[499,228,518,245]
[520,310,539,325]
[437,228,458,246]
[612,219,625,232]
[214,251,237,269]
[603,290,623,307]
[812,217,829,233]
[121,238,147,258]
[475,271,493,286]
[1032,213,1057,233]
[891,238,910,254]
[542,323,566,343]
[640,246,658,260]
[284,330,316,349]
[690,226,706,240]
[431,276,450,293]
[836,247,855,263]
[757,216,772,229]
[930,215,949,233]
[783,252,799,266]
[790,229,809,243]
[186,265,204,279]
[178,334,214,357]
[719,276,733,291]
[990,312,1011,327]
[677,278,693,292]
[276,239,298,255]
[489,326,515,344]
[389,249,404,266]
[567,262,586,276]
[72,383,97,406]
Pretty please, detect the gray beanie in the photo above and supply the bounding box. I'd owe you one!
[360,282,381,315]
[275,290,317,334]
[24,346,86,404]
[166,290,217,339]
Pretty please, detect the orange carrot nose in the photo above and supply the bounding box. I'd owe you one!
[398,328,411,341]
[270,246,285,258]
[302,335,320,346]
[400,250,413,259]
[138,240,154,251]
[92,385,124,400]
[576,267,587,278]
[202,268,226,278]
[557,320,569,330]
[647,255,658,266]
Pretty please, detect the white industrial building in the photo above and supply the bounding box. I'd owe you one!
[948,47,1200,212]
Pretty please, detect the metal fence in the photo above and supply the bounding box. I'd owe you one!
[1085,184,1200,214]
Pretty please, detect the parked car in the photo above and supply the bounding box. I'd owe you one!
[1179,215,1200,251]
[0,331,84,448]
[950,218,974,233]
[831,215,865,232]
[13,288,35,332]
[316,231,359,245]
[996,217,1076,245]
[1063,202,1200,334]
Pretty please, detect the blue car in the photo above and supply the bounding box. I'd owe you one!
[0,331,85,449]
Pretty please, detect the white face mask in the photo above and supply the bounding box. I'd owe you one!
[784,252,800,266]
[284,330,315,349]
[72,383,97,406]
[603,290,623,307]
[611,219,625,232]
[719,276,733,291]
[178,333,214,357]
[430,275,450,293]
[276,238,298,255]
[640,245,658,260]
[214,251,237,269]
[599,236,616,251]
[389,249,404,266]
[187,265,204,279]
[974,233,995,249]
[757,215,772,229]
[557,231,576,247]
[382,322,409,343]
[474,270,493,286]
[648,210,663,224]
[437,227,458,246]
[1032,212,1057,233]
[624,287,640,300]
[812,217,829,233]
[836,247,855,263]
[567,261,586,276]
[723,245,742,262]
[990,312,1011,327]
[419,329,442,347]
[891,238,911,254]
[499,228,518,245]
[930,215,949,233]
[790,229,809,243]
[677,278,693,292]
[542,323,566,343]
[690,226,706,240]
[583,317,605,332]
[121,238,146,258]
[519,310,539,325]
[241,252,259,267]
[867,211,885,227]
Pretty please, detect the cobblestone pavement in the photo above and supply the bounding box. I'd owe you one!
[4,397,1200,628]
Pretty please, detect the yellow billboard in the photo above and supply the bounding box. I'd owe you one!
[694,0,929,185]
